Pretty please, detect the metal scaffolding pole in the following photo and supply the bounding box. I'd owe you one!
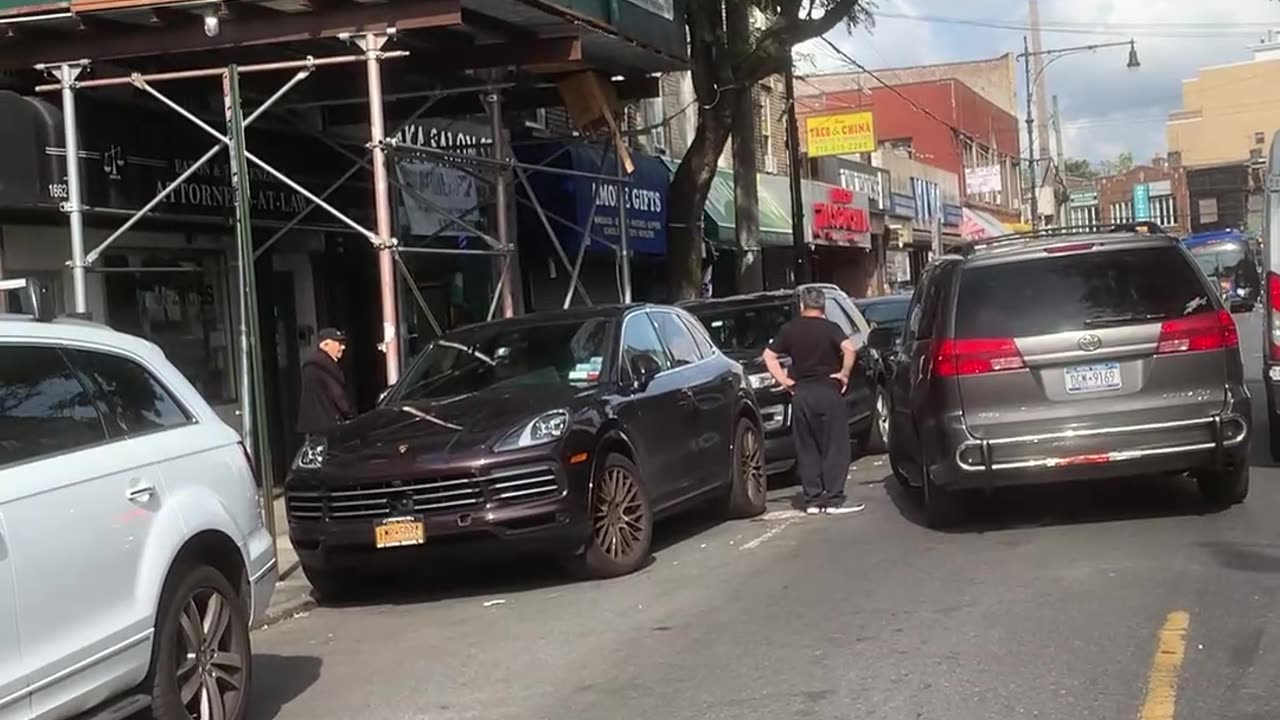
[486,91,515,319]
[358,32,402,383]
[224,64,276,541]
[616,151,631,303]
[52,61,88,315]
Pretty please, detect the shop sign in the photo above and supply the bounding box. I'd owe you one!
[394,118,495,237]
[837,164,887,211]
[943,204,963,228]
[889,192,916,218]
[1069,190,1099,207]
[1148,179,1172,197]
[911,177,941,222]
[806,111,876,158]
[810,186,871,247]
[1133,183,1152,221]
[964,165,1003,194]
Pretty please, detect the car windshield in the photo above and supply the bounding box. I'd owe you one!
[856,298,911,336]
[1189,243,1249,279]
[689,303,792,353]
[956,247,1213,338]
[390,317,614,402]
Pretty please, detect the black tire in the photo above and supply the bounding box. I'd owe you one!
[301,562,365,604]
[148,565,252,720]
[726,418,768,519]
[1197,463,1249,506]
[863,384,890,455]
[1269,391,1280,463]
[572,454,654,579]
[922,466,961,530]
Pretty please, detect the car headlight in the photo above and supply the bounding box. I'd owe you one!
[748,372,778,390]
[292,439,326,471]
[494,409,570,452]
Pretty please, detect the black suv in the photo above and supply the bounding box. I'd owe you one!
[886,225,1250,527]
[286,305,766,600]
[681,284,877,476]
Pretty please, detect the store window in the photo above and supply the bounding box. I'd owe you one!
[102,252,234,405]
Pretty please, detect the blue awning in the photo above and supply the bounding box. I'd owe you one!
[515,141,669,256]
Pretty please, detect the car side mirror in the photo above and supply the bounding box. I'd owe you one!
[629,353,662,391]
[867,326,896,353]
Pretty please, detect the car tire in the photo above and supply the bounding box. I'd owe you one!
[863,385,890,455]
[148,564,252,720]
[1269,391,1280,463]
[301,562,365,604]
[1197,462,1249,506]
[573,453,654,579]
[726,418,768,519]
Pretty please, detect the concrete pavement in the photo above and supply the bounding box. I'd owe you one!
[246,311,1280,720]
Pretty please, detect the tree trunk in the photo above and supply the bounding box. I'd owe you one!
[667,107,732,301]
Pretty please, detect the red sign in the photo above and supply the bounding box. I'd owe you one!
[812,187,870,244]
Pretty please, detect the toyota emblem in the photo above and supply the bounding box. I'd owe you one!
[1078,334,1103,352]
[398,444,409,455]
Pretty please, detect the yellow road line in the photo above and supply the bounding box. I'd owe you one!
[1137,611,1191,720]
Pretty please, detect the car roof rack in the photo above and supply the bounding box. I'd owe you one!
[0,277,55,322]
[958,221,1170,257]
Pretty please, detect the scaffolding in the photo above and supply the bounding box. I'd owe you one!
[34,35,641,550]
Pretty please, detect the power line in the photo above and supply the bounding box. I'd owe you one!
[873,11,1267,39]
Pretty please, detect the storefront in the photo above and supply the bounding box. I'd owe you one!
[885,191,928,290]
[811,157,890,296]
[806,182,875,297]
[517,140,671,306]
[0,90,365,478]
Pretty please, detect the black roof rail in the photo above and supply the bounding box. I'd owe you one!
[959,221,1171,256]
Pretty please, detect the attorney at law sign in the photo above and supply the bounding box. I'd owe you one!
[806,111,876,157]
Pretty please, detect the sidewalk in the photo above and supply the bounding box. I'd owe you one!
[257,496,317,629]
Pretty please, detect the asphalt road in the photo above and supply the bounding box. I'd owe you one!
[248,311,1280,720]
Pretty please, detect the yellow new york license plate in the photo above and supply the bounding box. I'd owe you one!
[375,517,425,549]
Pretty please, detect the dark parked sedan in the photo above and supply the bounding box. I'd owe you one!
[681,285,877,476]
[285,305,767,600]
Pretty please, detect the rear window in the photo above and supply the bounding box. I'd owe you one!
[956,247,1212,338]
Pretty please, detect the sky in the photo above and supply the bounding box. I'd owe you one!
[797,0,1280,165]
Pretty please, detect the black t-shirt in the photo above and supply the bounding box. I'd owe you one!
[767,316,848,383]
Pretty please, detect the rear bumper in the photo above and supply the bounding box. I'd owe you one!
[933,404,1251,490]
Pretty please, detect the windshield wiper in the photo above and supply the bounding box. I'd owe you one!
[1083,312,1172,327]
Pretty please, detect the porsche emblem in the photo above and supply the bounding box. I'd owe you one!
[398,444,409,455]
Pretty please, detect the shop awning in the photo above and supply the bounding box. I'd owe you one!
[661,159,793,250]
[961,207,1016,240]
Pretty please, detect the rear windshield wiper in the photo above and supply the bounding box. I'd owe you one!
[1083,313,1172,327]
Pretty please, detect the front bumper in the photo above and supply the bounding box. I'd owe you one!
[758,401,795,474]
[932,406,1251,490]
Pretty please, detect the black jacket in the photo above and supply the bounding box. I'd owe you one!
[297,349,354,436]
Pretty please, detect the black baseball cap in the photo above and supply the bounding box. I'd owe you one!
[318,327,347,344]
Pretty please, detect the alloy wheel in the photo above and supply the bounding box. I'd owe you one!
[175,587,247,720]
[741,425,766,505]
[876,389,890,444]
[594,465,647,561]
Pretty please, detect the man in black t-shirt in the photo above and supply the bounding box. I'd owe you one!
[762,288,860,515]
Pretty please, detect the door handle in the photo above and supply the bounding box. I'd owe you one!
[126,483,157,503]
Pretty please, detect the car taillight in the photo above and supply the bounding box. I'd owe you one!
[1269,271,1280,359]
[932,338,1025,377]
[1156,310,1238,355]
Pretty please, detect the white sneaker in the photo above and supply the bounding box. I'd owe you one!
[824,503,866,516]
[804,506,824,516]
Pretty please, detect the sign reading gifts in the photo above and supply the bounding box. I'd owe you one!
[806,111,876,158]
[810,186,871,247]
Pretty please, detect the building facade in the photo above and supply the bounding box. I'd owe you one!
[1095,162,1191,236]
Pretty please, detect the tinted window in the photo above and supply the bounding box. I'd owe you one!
[689,303,792,353]
[651,312,702,367]
[681,315,717,358]
[394,317,614,402]
[69,350,190,435]
[0,346,107,467]
[823,296,855,336]
[621,314,671,376]
[956,247,1212,339]
[856,298,911,329]
[1189,243,1250,280]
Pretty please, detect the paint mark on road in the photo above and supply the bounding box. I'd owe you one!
[741,518,798,550]
[761,509,806,521]
[1138,610,1190,720]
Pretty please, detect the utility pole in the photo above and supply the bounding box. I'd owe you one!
[1028,0,1051,164]
[784,61,810,285]
[727,0,763,293]
[1023,36,1039,230]
[1052,94,1065,226]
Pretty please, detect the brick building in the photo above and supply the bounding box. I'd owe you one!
[1095,161,1191,236]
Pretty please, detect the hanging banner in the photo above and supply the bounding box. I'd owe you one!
[965,165,1003,194]
[806,111,876,158]
[395,161,480,237]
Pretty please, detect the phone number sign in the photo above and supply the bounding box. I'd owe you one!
[806,111,876,158]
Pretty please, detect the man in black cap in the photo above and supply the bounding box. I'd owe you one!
[298,328,354,440]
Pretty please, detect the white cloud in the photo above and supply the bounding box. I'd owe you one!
[804,0,1280,163]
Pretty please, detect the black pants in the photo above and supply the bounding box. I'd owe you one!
[791,381,851,507]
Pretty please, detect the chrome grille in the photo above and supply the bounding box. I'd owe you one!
[286,465,561,522]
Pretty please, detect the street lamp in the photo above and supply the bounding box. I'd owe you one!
[1019,38,1140,229]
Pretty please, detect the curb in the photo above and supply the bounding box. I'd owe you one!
[256,591,317,630]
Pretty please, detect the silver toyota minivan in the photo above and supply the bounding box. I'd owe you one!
[885,224,1251,527]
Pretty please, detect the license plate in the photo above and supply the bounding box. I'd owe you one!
[1064,362,1122,395]
[375,516,424,549]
